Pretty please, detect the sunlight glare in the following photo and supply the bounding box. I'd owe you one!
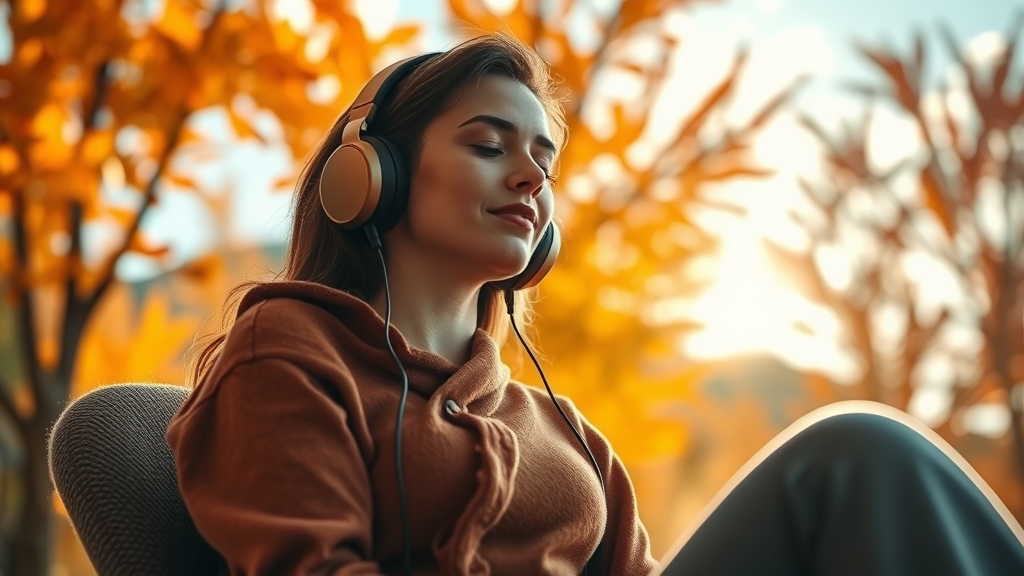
[680,223,858,383]
[907,385,951,427]
[962,403,1011,438]
[867,107,921,174]
[270,0,314,34]
[755,0,784,13]
[964,31,1006,68]
[353,0,397,41]
[101,157,126,191]
[481,0,516,16]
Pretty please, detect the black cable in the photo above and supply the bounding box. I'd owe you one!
[503,290,605,493]
[366,224,414,576]
[503,290,606,575]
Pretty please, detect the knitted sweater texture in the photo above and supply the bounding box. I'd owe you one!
[167,281,656,576]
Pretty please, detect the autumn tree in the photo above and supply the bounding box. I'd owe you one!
[445,0,805,466]
[0,0,418,573]
[765,15,1024,512]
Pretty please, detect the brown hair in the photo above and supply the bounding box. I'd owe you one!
[186,33,567,386]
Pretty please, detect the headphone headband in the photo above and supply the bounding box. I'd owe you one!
[345,53,440,135]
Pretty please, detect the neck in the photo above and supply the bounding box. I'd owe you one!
[369,243,483,366]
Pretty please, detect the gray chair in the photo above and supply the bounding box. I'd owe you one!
[48,383,226,576]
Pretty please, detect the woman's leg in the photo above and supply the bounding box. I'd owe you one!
[652,401,1024,576]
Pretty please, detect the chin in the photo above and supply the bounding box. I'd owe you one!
[445,232,534,284]
[477,251,532,285]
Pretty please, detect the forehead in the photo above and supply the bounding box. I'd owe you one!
[437,75,552,138]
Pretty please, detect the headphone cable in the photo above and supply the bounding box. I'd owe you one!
[366,224,414,576]
[503,289,606,575]
[365,236,604,576]
[503,290,605,492]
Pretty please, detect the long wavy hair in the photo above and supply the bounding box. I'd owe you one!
[186,33,568,386]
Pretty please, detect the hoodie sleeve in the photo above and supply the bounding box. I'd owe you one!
[578,414,659,576]
[166,355,384,576]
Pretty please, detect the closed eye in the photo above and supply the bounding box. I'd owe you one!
[471,144,503,157]
[472,144,557,184]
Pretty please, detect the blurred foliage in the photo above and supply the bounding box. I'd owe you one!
[0,0,417,572]
[8,0,1021,574]
[766,13,1024,514]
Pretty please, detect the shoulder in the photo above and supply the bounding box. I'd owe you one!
[511,382,613,442]
[184,297,364,414]
[507,381,586,428]
[217,297,353,377]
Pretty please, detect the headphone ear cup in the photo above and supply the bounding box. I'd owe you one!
[362,134,409,233]
[492,223,561,292]
[320,136,379,227]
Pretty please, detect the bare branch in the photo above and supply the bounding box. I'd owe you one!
[0,373,27,442]
[80,2,229,319]
[674,49,748,145]
[58,201,83,382]
[84,61,111,132]
[10,193,43,411]
[570,0,622,116]
[83,113,187,316]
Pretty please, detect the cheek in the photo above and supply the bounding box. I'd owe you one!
[411,155,489,213]
[406,156,476,234]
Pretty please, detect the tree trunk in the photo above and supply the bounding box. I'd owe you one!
[12,411,57,576]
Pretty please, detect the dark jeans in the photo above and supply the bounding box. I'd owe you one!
[655,403,1024,576]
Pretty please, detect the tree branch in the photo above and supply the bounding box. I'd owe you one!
[570,0,622,117]
[10,193,42,413]
[58,201,83,382]
[0,373,27,443]
[56,60,110,388]
[83,61,111,132]
[83,112,187,316]
[81,1,228,318]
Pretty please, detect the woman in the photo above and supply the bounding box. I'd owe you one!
[167,34,1024,576]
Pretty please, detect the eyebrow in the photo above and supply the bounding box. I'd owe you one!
[457,114,558,156]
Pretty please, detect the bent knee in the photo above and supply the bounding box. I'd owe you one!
[783,408,936,467]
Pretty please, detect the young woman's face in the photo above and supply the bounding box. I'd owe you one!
[396,74,557,285]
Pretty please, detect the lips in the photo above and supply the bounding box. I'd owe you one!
[489,203,537,230]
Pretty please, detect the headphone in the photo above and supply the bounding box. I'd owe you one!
[317,53,561,291]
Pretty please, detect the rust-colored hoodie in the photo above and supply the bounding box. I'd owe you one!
[167,281,657,576]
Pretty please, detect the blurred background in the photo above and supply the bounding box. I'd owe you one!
[1,0,1023,574]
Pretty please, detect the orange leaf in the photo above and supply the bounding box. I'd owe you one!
[0,145,20,175]
[154,0,202,51]
[163,171,198,189]
[31,103,67,139]
[380,24,419,49]
[127,233,171,258]
[20,0,47,23]
[82,131,114,166]
[229,112,261,141]
[17,39,43,67]
[921,171,954,236]
[107,207,140,229]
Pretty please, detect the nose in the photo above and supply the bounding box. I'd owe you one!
[507,155,546,197]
